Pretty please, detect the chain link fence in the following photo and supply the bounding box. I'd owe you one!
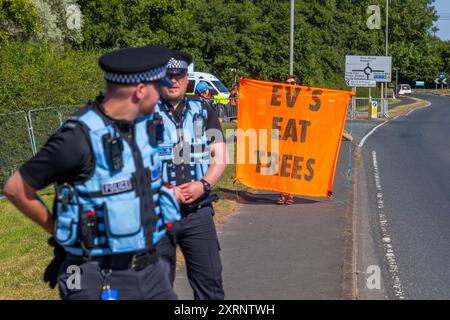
[0,111,34,195]
[0,105,82,194]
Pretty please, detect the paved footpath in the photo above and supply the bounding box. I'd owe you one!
[174,139,357,300]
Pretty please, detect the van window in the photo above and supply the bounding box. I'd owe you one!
[402,85,411,90]
[187,80,196,94]
[211,80,230,94]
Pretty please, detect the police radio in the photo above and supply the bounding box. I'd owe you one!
[80,210,98,250]
[147,112,164,146]
[194,113,204,139]
[103,133,123,171]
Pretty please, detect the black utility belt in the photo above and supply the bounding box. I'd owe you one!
[67,250,159,271]
[181,193,219,215]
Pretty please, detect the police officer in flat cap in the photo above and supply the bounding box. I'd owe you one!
[3,45,182,300]
[155,50,227,300]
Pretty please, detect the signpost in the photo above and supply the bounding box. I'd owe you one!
[415,81,425,88]
[346,79,377,88]
[345,55,392,119]
[371,100,378,119]
[345,55,392,83]
[434,78,441,90]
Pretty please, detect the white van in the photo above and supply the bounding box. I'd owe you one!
[186,72,230,104]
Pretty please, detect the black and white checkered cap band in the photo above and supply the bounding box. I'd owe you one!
[167,58,189,70]
[104,64,168,84]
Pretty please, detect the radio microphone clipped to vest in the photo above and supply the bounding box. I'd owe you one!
[148,112,165,146]
[103,133,124,171]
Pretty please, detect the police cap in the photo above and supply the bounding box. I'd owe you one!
[167,50,193,75]
[99,45,172,86]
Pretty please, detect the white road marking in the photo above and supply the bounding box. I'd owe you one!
[359,101,431,148]
[371,150,406,300]
[359,121,389,148]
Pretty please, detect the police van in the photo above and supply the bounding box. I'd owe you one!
[186,71,230,104]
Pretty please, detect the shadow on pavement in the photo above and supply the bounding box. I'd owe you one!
[216,188,318,205]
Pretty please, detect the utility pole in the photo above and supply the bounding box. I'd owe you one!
[384,0,389,109]
[289,0,294,74]
[386,0,389,57]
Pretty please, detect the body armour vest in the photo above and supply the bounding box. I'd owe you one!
[154,98,210,186]
[54,105,180,257]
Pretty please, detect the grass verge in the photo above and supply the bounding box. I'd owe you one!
[387,96,430,118]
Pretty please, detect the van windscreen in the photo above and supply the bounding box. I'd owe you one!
[211,80,230,94]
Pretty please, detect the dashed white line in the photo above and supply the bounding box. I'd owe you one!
[371,150,406,300]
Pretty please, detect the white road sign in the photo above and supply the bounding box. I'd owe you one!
[434,78,441,84]
[443,78,448,85]
[345,55,392,83]
[346,79,377,87]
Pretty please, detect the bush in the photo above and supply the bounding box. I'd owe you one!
[0,41,104,113]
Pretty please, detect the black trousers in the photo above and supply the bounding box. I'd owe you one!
[158,205,225,300]
[57,255,177,300]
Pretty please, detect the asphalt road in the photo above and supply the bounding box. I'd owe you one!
[356,93,450,299]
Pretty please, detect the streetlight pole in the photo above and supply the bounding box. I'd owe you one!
[384,0,389,104]
[289,0,294,74]
[386,0,389,56]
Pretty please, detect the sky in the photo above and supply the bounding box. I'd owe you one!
[434,0,450,40]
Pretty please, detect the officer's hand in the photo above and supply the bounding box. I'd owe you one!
[173,186,186,203]
[178,181,204,204]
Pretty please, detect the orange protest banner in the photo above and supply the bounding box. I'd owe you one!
[236,78,355,198]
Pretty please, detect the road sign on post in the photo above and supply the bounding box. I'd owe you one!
[415,81,425,88]
[346,79,377,87]
[345,56,392,83]
[434,78,441,90]
[370,100,378,119]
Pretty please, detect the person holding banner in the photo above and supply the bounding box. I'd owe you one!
[276,74,300,205]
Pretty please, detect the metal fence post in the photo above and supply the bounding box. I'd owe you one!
[27,110,37,155]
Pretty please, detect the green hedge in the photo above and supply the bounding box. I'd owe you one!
[0,41,104,113]
[0,41,105,192]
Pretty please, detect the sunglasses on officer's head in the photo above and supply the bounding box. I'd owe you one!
[286,80,296,85]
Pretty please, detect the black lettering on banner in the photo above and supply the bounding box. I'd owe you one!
[309,90,322,111]
[268,152,279,176]
[256,150,279,176]
[282,118,298,141]
[305,158,315,181]
[255,150,264,174]
[271,85,283,106]
[272,117,283,140]
[285,87,301,108]
[280,154,292,177]
[291,156,304,180]
[299,120,311,143]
